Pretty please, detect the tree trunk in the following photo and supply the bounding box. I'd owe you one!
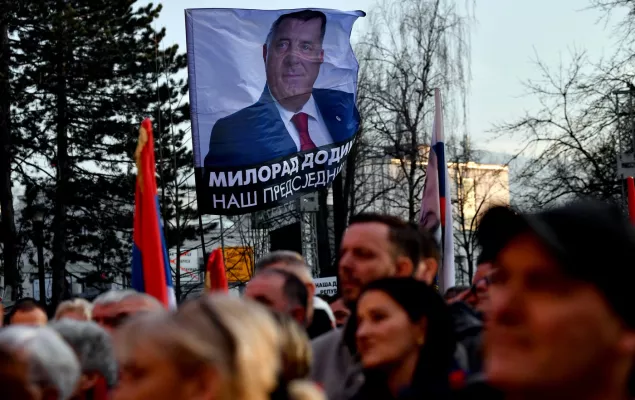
[0,16,20,300]
[51,0,69,309]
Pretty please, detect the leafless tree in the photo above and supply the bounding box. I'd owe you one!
[493,0,635,211]
[447,135,510,283]
[493,50,624,209]
[351,0,472,222]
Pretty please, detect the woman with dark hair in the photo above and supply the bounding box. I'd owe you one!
[352,277,456,400]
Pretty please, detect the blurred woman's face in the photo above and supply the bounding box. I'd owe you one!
[112,342,197,400]
[356,290,424,369]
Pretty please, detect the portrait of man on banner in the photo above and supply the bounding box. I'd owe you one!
[202,10,360,168]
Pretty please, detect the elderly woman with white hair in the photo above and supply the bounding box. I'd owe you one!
[50,319,118,400]
[55,298,94,321]
[0,325,81,400]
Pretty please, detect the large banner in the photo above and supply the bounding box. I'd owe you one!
[185,8,364,214]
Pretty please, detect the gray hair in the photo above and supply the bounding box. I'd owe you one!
[255,251,313,278]
[0,326,80,400]
[49,319,118,388]
[93,289,162,308]
[55,298,93,320]
[264,10,327,48]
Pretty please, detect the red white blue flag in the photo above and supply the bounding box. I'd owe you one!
[131,118,177,309]
[419,89,455,292]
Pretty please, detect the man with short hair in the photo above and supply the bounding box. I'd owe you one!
[327,293,350,328]
[50,319,118,399]
[91,289,163,334]
[8,298,48,326]
[478,199,635,400]
[245,269,309,326]
[0,325,81,400]
[414,224,441,284]
[255,250,335,338]
[311,213,420,400]
[204,9,359,167]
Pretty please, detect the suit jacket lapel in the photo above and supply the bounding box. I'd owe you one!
[256,86,296,155]
[314,90,349,143]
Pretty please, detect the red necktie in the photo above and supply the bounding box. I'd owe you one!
[291,112,316,151]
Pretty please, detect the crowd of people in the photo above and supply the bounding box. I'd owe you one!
[1,198,635,400]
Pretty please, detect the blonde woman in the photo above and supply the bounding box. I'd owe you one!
[112,295,323,400]
[54,298,93,321]
[271,311,312,382]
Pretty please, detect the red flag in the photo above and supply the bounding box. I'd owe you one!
[628,177,635,225]
[131,118,176,309]
[205,248,228,293]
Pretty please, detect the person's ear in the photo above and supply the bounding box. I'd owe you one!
[80,372,100,392]
[41,386,60,400]
[290,306,307,326]
[418,258,439,285]
[186,365,220,400]
[263,44,268,63]
[618,329,635,359]
[319,49,324,63]
[395,256,415,277]
[413,317,428,347]
[306,282,316,299]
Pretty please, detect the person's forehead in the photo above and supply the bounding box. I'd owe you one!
[274,17,322,39]
[249,274,285,291]
[330,298,345,308]
[497,232,562,275]
[94,298,156,316]
[92,302,114,315]
[344,222,390,242]
[12,308,46,320]
[59,309,87,318]
[358,290,397,310]
[267,263,311,284]
[473,263,493,281]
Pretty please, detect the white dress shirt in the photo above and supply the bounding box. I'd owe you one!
[273,94,333,151]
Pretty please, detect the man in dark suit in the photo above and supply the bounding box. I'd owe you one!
[204,10,360,168]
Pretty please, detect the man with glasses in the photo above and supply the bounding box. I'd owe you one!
[471,257,494,316]
[451,255,494,314]
[91,290,163,334]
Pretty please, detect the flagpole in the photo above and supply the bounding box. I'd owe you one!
[198,212,207,264]
[219,216,225,252]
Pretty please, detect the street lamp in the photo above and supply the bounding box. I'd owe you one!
[33,193,46,307]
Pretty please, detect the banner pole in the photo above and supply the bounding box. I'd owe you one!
[627,176,635,225]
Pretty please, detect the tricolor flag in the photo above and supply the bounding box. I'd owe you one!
[419,89,455,292]
[131,118,177,309]
[204,248,229,293]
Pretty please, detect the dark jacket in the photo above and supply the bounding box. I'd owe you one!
[449,301,483,378]
[307,307,334,339]
[204,86,360,168]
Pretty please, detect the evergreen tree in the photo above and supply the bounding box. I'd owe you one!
[0,0,20,299]
[9,0,193,307]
